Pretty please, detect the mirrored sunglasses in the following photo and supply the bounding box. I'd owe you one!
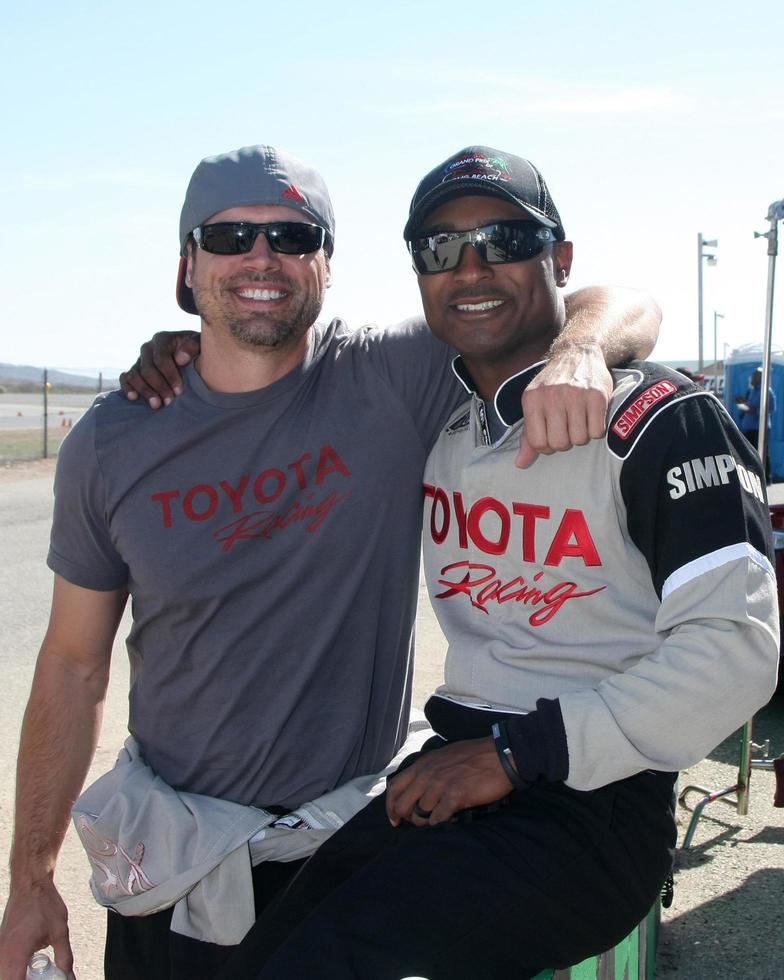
[408,220,556,275]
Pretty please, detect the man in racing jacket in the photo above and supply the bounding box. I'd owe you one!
[218,146,779,980]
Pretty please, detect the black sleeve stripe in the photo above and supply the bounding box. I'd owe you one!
[619,385,772,598]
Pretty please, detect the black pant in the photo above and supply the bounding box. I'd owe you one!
[219,747,676,980]
[104,858,306,980]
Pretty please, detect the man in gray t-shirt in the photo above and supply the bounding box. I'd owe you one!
[0,144,659,980]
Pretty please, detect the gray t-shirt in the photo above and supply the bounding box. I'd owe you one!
[48,318,461,808]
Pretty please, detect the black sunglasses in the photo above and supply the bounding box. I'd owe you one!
[407,220,556,275]
[193,221,326,256]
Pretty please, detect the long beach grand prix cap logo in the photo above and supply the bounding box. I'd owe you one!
[441,152,513,186]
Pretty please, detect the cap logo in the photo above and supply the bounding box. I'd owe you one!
[282,184,307,205]
[441,152,512,187]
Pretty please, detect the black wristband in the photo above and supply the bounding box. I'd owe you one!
[491,721,528,791]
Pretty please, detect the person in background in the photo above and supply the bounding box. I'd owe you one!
[675,366,704,385]
[735,366,777,481]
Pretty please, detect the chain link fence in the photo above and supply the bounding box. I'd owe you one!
[0,368,118,463]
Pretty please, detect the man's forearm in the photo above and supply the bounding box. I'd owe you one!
[2,575,125,978]
[558,286,660,365]
[10,649,108,887]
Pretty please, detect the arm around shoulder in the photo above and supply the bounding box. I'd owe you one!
[0,577,127,980]
[517,287,661,467]
[559,286,660,364]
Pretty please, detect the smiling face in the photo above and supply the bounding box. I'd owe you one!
[185,203,332,352]
[414,195,573,398]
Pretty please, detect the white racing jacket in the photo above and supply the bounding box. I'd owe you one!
[72,717,433,945]
[422,360,779,791]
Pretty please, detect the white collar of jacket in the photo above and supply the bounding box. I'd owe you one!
[451,356,548,427]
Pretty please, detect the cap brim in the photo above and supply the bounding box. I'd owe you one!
[403,180,558,241]
[176,255,199,315]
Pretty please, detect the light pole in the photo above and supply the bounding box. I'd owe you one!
[713,311,724,379]
[697,233,718,373]
[734,197,784,818]
[681,212,781,840]
[753,199,784,474]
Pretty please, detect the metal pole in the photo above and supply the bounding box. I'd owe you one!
[713,313,717,375]
[678,206,782,844]
[754,203,781,474]
[737,719,753,815]
[43,368,48,460]
[697,233,704,373]
[697,235,717,374]
[713,312,724,381]
[741,198,783,811]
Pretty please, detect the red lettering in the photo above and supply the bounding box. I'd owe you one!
[219,475,250,513]
[453,491,469,548]
[213,491,349,552]
[315,445,351,484]
[435,562,497,611]
[512,502,550,562]
[424,488,468,548]
[434,560,604,622]
[183,484,219,522]
[430,488,450,544]
[467,497,510,555]
[150,444,352,534]
[254,469,286,504]
[288,453,312,489]
[151,490,180,528]
[425,485,602,567]
[543,509,601,567]
[501,570,545,606]
[529,581,605,626]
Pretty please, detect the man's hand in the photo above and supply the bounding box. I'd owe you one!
[385,738,513,827]
[119,330,201,409]
[516,343,613,468]
[0,879,74,980]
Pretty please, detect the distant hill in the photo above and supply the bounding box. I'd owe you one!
[0,363,119,393]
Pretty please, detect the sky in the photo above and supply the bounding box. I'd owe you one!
[1,0,783,376]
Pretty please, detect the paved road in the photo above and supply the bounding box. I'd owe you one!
[0,394,94,429]
[0,463,131,979]
[1,462,782,979]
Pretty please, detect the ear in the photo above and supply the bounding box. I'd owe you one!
[323,254,333,289]
[185,239,196,287]
[553,241,573,288]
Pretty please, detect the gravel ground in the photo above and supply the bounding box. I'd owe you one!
[657,696,784,980]
[1,461,783,979]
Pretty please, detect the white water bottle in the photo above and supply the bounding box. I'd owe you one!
[26,951,67,979]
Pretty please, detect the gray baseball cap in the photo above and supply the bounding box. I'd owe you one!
[176,145,335,314]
